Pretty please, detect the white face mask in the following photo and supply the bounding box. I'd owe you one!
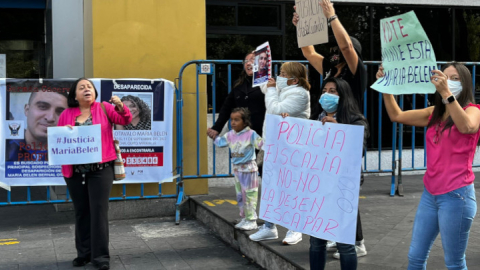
[276,76,294,91]
[448,80,463,98]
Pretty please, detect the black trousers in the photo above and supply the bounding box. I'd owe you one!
[356,210,363,242]
[65,165,113,264]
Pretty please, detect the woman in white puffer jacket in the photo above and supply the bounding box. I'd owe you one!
[250,61,311,245]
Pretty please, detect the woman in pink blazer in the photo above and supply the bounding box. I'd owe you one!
[57,78,132,270]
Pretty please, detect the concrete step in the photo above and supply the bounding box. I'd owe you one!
[189,189,306,270]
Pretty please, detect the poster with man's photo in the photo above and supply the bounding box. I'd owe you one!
[0,78,174,189]
[252,42,272,87]
[1,79,74,187]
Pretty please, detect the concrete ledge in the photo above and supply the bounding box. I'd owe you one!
[190,197,303,270]
[52,197,189,221]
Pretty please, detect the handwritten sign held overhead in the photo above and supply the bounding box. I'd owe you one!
[371,11,437,94]
[260,115,364,245]
[295,0,328,48]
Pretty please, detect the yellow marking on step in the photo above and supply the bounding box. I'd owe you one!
[203,201,215,206]
[0,241,20,245]
[0,239,19,245]
[359,196,366,199]
[212,199,225,205]
[225,199,237,205]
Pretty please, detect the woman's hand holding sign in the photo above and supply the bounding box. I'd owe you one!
[321,0,335,20]
[267,78,276,88]
[292,6,299,26]
[430,70,451,98]
[321,116,337,125]
[376,65,384,80]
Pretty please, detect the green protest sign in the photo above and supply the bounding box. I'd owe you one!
[371,11,437,94]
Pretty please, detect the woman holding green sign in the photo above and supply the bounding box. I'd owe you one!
[377,62,478,270]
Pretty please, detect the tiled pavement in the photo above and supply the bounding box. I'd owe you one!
[1,173,480,269]
[190,174,480,270]
[0,215,261,270]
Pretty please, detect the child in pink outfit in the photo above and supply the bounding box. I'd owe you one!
[213,107,263,231]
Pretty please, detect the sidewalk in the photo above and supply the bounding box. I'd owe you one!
[190,173,480,270]
[0,173,479,269]
[0,212,260,269]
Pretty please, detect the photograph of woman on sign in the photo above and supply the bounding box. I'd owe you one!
[115,94,152,130]
[253,47,270,86]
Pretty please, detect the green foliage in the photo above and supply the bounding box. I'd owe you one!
[464,12,480,61]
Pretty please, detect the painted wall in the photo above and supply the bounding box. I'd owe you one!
[85,0,208,195]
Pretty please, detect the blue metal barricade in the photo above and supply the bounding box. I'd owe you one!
[1,60,478,220]
[174,59,480,221]
[0,81,178,206]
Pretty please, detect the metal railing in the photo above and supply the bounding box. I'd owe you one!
[174,59,480,221]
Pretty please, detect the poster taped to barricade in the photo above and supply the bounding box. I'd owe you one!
[295,0,328,48]
[371,11,437,94]
[0,78,174,189]
[252,42,272,87]
[47,125,102,166]
[260,115,364,245]
[102,79,174,184]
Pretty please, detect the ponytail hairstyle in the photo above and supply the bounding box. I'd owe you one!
[280,62,311,90]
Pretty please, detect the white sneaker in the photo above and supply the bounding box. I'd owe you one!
[234,218,246,229]
[282,230,302,245]
[333,243,367,259]
[237,220,258,231]
[326,241,337,251]
[356,243,368,257]
[249,224,278,241]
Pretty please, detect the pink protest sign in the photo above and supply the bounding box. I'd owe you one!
[260,114,364,245]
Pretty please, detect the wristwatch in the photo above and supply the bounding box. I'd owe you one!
[442,95,456,104]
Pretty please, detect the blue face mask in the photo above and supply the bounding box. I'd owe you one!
[319,93,340,113]
[276,76,294,91]
[447,80,462,98]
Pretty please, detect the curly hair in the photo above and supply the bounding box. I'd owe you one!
[120,95,152,122]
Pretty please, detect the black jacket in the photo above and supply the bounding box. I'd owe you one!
[349,114,369,152]
[212,77,266,136]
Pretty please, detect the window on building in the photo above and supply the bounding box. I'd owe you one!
[0,5,46,78]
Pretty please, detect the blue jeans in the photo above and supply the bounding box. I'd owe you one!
[408,184,477,270]
[310,237,357,270]
[264,221,275,229]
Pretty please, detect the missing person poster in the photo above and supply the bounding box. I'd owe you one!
[253,42,272,87]
[0,78,174,189]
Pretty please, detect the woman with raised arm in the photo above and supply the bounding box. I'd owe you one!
[58,78,132,270]
[207,51,266,139]
[378,62,479,270]
[293,0,368,258]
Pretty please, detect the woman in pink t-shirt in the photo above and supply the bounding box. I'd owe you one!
[377,62,479,270]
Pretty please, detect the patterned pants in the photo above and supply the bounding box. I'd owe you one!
[233,164,259,221]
